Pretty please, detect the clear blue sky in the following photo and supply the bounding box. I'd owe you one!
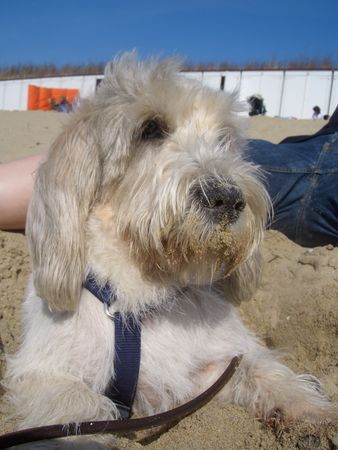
[1,0,338,67]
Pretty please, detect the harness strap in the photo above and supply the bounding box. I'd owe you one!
[83,273,141,418]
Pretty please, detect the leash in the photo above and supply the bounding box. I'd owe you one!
[0,355,242,449]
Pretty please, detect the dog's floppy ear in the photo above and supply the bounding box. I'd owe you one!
[26,115,101,312]
[224,249,262,305]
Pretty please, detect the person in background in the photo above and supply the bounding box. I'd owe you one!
[58,97,72,113]
[247,94,266,116]
[48,96,72,113]
[312,105,323,119]
[0,154,44,231]
[48,97,58,111]
[246,105,338,247]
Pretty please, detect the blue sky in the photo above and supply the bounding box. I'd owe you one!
[1,0,338,67]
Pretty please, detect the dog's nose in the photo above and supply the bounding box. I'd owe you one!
[194,178,246,224]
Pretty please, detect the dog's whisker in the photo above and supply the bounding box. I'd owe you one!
[199,178,212,208]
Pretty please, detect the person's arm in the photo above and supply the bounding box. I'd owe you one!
[0,154,45,231]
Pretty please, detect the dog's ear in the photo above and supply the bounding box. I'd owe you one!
[224,249,262,305]
[26,116,101,312]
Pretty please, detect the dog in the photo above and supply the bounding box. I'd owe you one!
[4,53,335,448]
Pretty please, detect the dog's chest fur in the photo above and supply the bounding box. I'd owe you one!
[77,209,248,414]
[82,284,242,415]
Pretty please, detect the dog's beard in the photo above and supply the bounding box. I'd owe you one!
[163,207,256,285]
[121,204,256,286]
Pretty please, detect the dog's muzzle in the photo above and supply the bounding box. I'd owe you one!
[192,177,246,224]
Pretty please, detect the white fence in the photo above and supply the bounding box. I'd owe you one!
[0,70,337,118]
[183,70,337,118]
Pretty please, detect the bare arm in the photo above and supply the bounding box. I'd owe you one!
[0,154,45,230]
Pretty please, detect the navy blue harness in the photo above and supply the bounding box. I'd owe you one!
[83,273,141,418]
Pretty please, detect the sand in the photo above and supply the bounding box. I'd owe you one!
[0,112,336,449]
[246,116,324,144]
[0,111,325,163]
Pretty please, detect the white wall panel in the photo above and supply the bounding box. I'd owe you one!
[0,82,6,109]
[238,72,262,102]
[58,76,83,89]
[259,72,284,117]
[20,79,30,109]
[81,75,101,97]
[280,72,308,118]
[328,72,338,115]
[2,80,23,110]
[37,77,62,88]
[237,72,263,116]
[202,72,223,90]
[302,71,332,118]
[223,71,241,94]
[180,71,203,82]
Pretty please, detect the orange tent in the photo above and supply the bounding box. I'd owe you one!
[27,85,79,111]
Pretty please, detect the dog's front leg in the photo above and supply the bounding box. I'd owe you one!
[5,372,118,428]
[193,307,335,424]
[219,347,335,423]
[4,373,117,449]
[4,285,118,448]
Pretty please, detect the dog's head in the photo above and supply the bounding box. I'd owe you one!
[27,53,270,311]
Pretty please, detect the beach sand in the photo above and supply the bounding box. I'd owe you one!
[0,112,336,449]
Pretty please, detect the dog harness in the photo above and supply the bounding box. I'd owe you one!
[83,273,141,418]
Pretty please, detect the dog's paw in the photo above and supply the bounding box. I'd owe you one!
[275,374,337,424]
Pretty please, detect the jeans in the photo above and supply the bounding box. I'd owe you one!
[246,133,338,247]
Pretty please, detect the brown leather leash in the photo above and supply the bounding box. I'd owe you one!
[0,355,242,449]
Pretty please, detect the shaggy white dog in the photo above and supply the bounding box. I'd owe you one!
[4,54,335,448]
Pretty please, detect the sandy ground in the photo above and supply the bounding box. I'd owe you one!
[0,111,326,163]
[0,112,337,449]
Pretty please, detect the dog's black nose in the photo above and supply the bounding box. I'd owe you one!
[194,178,246,224]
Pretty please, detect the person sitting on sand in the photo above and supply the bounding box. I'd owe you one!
[0,107,337,247]
[48,96,72,113]
[312,105,323,120]
[247,94,266,116]
[48,97,59,111]
[58,96,72,113]
[246,105,338,247]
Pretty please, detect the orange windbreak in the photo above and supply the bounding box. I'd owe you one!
[27,85,79,110]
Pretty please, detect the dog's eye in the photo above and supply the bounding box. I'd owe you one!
[141,119,166,140]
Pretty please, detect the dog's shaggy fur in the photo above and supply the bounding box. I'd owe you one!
[4,54,336,448]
